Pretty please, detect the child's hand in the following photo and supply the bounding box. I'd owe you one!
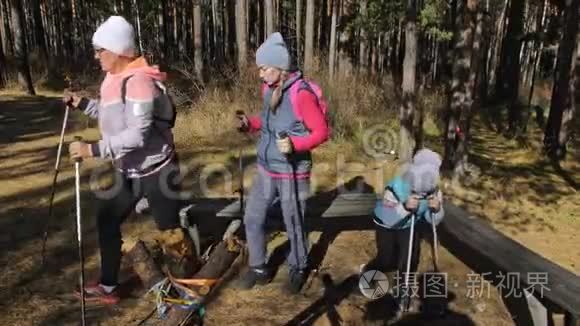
[428,194,441,212]
[404,195,420,212]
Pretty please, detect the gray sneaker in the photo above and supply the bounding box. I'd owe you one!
[286,268,307,294]
[237,265,270,289]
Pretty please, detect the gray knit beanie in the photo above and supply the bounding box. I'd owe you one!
[403,148,442,193]
[255,32,291,70]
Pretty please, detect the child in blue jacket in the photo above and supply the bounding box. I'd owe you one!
[370,148,444,310]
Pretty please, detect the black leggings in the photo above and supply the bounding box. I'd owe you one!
[368,224,421,281]
[97,160,181,286]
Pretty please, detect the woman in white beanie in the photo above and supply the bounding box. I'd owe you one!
[64,16,197,305]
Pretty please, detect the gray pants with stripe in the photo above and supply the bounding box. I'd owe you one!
[244,167,310,270]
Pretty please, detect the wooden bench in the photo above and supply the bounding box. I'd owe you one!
[440,204,580,326]
[184,193,580,325]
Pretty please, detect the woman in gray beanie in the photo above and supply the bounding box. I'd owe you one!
[368,148,445,312]
[236,32,330,293]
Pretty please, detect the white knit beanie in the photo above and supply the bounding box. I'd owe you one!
[92,16,136,57]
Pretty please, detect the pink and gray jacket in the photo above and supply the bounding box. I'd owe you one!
[247,71,330,178]
[79,57,175,178]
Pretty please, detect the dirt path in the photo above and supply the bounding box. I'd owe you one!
[0,94,575,325]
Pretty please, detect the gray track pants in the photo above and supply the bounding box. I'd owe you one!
[244,167,310,270]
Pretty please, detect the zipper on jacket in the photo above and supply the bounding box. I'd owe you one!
[264,105,271,166]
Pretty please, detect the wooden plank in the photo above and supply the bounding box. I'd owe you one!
[201,193,378,219]
[439,204,580,319]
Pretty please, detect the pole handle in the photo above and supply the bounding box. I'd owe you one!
[73,136,83,163]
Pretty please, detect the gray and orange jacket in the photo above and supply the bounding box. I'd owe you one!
[79,57,175,178]
[247,71,329,178]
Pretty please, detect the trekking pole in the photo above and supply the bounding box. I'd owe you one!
[73,135,87,326]
[277,131,307,274]
[238,145,244,213]
[41,100,72,267]
[431,213,440,272]
[402,212,416,313]
[235,110,250,214]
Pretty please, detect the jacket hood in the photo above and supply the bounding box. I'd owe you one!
[120,56,167,81]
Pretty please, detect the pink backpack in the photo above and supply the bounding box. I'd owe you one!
[260,79,329,123]
[289,79,329,123]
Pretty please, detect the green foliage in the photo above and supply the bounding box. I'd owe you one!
[349,0,405,39]
[348,0,451,41]
[419,0,453,41]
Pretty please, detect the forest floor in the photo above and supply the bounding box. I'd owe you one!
[0,90,577,325]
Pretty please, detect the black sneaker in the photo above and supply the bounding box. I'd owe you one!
[237,265,270,289]
[286,268,308,294]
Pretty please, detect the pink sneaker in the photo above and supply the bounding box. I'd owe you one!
[75,283,120,305]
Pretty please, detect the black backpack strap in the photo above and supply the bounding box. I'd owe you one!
[121,75,134,105]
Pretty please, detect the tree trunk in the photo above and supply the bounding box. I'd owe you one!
[132,0,143,55]
[235,0,247,69]
[248,0,257,49]
[506,0,525,133]
[264,0,274,36]
[328,0,338,78]
[318,0,328,54]
[359,0,368,74]
[399,0,418,162]
[371,36,378,75]
[60,0,73,62]
[479,0,491,103]
[212,0,223,64]
[0,30,6,88]
[390,27,400,83]
[488,0,508,93]
[295,0,302,66]
[173,0,179,58]
[524,0,548,132]
[337,2,353,77]
[10,0,34,95]
[257,0,264,45]
[496,0,524,106]
[193,0,203,80]
[183,1,189,57]
[543,0,578,160]
[443,0,477,172]
[303,0,314,72]
[0,0,12,57]
[469,4,484,139]
[225,0,236,60]
[30,0,48,66]
[159,1,167,60]
[393,18,405,89]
